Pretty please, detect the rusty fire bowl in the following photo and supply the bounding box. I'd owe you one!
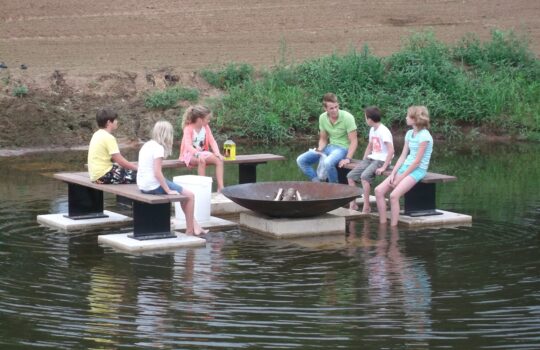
[221,181,362,218]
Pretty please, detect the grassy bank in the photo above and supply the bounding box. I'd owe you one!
[198,30,539,143]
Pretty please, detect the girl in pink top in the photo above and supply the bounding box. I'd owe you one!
[179,105,225,192]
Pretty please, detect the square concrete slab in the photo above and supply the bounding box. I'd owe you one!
[239,211,345,239]
[211,192,249,216]
[370,209,472,228]
[328,207,371,219]
[171,216,237,232]
[98,232,206,253]
[37,210,132,231]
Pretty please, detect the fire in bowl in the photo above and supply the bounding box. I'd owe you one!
[221,181,362,218]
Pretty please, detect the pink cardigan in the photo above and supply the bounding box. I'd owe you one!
[179,124,219,166]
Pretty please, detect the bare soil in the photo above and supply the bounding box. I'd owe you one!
[1,0,539,151]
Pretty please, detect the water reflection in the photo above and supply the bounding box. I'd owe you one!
[0,142,539,349]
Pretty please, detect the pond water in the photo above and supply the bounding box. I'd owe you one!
[0,141,539,349]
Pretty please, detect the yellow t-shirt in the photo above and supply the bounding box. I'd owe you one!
[87,129,120,181]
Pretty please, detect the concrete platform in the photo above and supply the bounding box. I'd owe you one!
[328,207,371,219]
[211,192,249,216]
[98,232,206,253]
[371,209,472,228]
[37,210,132,231]
[239,211,345,239]
[172,216,237,232]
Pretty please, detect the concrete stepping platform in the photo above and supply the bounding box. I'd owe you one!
[239,211,345,239]
[171,216,237,232]
[98,232,205,253]
[37,210,132,231]
[371,209,472,228]
[211,192,249,216]
[328,207,371,219]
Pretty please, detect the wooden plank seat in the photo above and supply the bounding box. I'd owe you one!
[159,153,286,184]
[339,160,457,217]
[54,172,186,240]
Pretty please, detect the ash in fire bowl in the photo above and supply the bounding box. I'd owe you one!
[221,181,362,218]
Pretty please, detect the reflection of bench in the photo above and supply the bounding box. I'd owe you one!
[160,153,286,184]
[340,161,457,216]
[54,172,186,240]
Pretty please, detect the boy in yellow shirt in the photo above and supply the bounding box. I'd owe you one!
[88,108,138,184]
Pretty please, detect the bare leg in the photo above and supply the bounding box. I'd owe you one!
[180,189,196,234]
[203,154,225,192]
[388,176,417,226]
[347,178,359,210]
[375,176,393,224]
[197,157,206,176]
[360,179,371,213]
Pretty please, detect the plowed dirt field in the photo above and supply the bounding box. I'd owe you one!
[2,0,539,74]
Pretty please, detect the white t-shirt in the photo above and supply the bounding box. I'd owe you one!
[192,127,206,149]
[136,140,164,191]
[368,124,393,162]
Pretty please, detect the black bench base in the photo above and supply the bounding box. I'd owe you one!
[128,232,177,241]
[63,213,109,220]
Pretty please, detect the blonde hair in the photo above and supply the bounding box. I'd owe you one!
[407,106,430,129]
[182,105,211,128]
[151,120,174,158]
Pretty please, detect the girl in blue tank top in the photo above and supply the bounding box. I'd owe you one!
[374,106,433,226]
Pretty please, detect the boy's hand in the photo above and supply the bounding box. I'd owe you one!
[375,167,386,175]
[167,190,179,195]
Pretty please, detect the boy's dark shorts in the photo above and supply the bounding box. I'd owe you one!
[95,164,137,184]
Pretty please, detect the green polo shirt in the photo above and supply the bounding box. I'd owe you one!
[319,110,357,149]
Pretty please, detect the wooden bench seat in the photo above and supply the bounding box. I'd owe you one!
[340,160,457,217]
[161,153,285,184]
[54,172,186,240]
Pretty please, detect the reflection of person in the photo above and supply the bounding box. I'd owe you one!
[375,106,433,226]
[361,221,432,342]
[347,107,394,212]
[179,105,225,192]
[137,121,207,236]
[296,93,358,183]
[87,108,137,184]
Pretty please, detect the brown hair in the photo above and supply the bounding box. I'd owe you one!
[407,106,430,129]
[322,92,338,106]
[96,108,118,128]
[364,106,381,123]
[181,105,211,128]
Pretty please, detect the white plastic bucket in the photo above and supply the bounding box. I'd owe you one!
[173,175,212,222]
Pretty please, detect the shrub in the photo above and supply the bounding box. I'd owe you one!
[200,63,254,89]
[144,86,199,109]
[12,85,28,97]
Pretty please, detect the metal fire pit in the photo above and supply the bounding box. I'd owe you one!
[221,181,362,218]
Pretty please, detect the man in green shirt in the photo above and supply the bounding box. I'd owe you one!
[297,93,358,182]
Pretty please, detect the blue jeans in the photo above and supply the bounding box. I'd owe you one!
[296,144,348,183]
[141,179,183,194]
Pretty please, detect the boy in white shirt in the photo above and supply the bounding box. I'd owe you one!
[347,107,394,212]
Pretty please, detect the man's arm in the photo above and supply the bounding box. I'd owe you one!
[338,130,358,168]
[345,130,358,159]
[111,152,138,171]
[316,130,328,152]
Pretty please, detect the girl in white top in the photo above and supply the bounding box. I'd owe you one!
[137,120,208,236]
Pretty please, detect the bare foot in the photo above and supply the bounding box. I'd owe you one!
[194,228,209,236]
[349,202,359,210]
[362,206,371,214]
[194,223,209,236]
